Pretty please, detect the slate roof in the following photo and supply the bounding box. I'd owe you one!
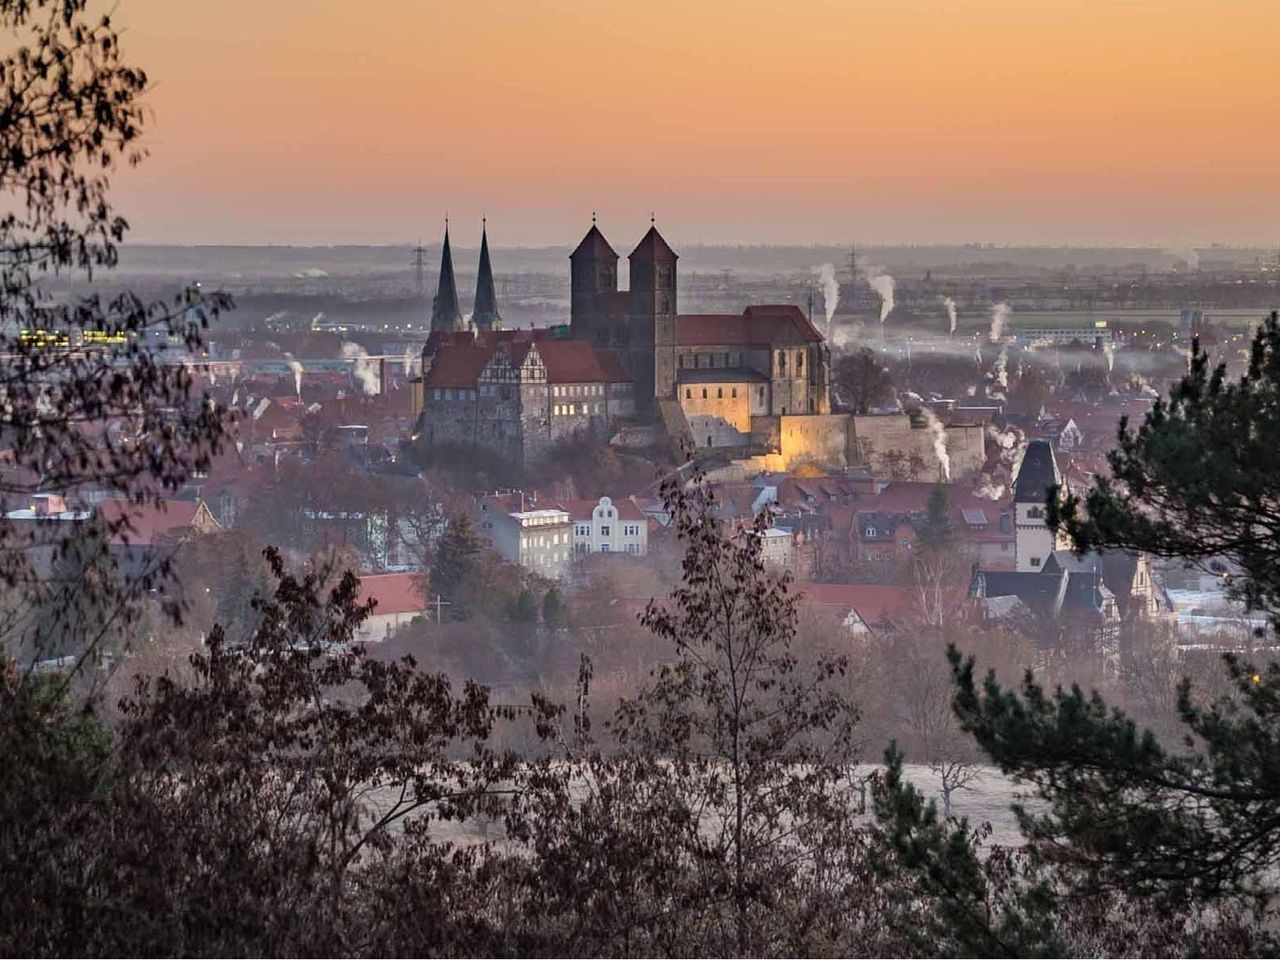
[630,225,678,261]
[570,224,618,262]
[1013,439,1062,504]
[678,367,770,384]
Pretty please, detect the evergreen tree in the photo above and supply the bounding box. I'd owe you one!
[917,485,955,552]
[511,587,537,624]
[1052,311,1280,629]
[430,515,482,620]
[541,585,565,626]
[876,315,1280,950]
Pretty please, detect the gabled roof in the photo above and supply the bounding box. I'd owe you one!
[357,572,425,617]
[594,348,631,383]
[630,225,677,261]
[570,224,618,262]
[802,583,910,626]
[97,498,220,546]
[1013,439,1062,504]
[553,496,646,522]
[537,340,608,384]
[424,344,494,389]
[676,305,824,347]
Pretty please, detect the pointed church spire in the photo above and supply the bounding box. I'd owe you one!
[472,217,501,330]
[430,220,464,332]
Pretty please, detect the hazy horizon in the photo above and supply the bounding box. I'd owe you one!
[111,0,1280,248]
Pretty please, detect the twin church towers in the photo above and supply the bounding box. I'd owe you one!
[427,217,680,403]
[428,219,501,332]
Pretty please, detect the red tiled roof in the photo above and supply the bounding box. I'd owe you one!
[801,583,910,625]
[594,348,631,383]
[97,498,218,546]
[424,345,494,389]
[677,305,824,347]
[536,340,607,384]
[357,573,425,617]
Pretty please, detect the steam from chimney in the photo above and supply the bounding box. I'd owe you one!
[1103,340,1114,373]
[989,346,1009,397]
[861,264,895,325]
[919,406,951,481]
[815,263,840,333]
[340,341,380,396]
[1165,246,1200,271]
[942,296,957,335]
[974,474,1005,501]
[402,347,414,377]
[285,354,304,398]
[989,302,1010,342]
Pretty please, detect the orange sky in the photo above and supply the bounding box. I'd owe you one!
[111,0,1280,246]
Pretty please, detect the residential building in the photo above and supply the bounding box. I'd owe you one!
[475,493,573,579]
[562,495,648,557]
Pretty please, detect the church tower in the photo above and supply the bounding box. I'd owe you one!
[629,222,678,402]
[472,219,501,330]
[431,222,464,332]
[1013,439,1070,571]
[569,219,618,345]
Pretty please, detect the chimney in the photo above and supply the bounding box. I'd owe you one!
[379,358,390,397]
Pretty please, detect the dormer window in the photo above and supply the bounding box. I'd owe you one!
[865,526,877,537]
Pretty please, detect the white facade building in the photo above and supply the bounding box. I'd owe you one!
[476,494,573,579]
[565,495,648,557]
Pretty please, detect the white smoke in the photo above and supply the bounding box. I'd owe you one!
[861,264,896,325]
[987,422,1027,469]
[919,406,951,481]
[989,346,1009,393]
[989,302,1010,342]
[965,384,977,397]
[1103,340,1114,373]
[340,341,380,396]
[402,347,414,377]
[975,473,1005,501]
[310,312,326,329]
[1165,247,1200,271]
[942,295,957,335]
[285,353,304,398]
[815,263,840,333]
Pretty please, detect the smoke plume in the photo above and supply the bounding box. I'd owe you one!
[815,263,840,332]
[1165,246,1200,271]
[919,406,951,481]
[1103,340,1114,373]
[861,264,895,325]
[341,341,380,396]
[942,295,957,335]
[285,353,304,398]
[402,347,414,377]
[974,473,1005,501]
[989,302,1010,342]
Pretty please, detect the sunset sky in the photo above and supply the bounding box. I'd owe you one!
[113,0,1279,247]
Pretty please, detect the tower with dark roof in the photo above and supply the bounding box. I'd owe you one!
[1013,439,1068,571]
[472,219,501,330]
[431,222,464,333]
[628,222,678,403]
[569,219,619,345]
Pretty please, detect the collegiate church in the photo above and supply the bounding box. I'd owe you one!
[413,219,832,466]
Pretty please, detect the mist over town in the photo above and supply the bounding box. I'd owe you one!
[4,1,1280,956]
